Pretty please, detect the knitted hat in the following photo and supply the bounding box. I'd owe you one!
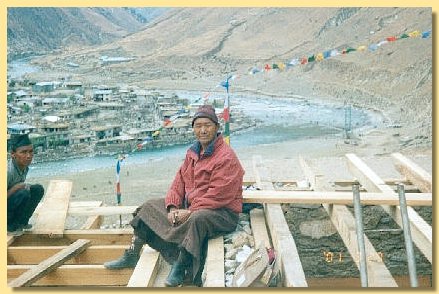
[10,134,32,151]
[192,105,219,126]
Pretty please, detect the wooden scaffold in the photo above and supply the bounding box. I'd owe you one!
[7,153,432,288]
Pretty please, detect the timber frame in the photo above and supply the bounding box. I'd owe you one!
[7,153,432,287]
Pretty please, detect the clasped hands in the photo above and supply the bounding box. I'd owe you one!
[167,207,191,226]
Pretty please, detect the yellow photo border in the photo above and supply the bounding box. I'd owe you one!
[1,1,436,293]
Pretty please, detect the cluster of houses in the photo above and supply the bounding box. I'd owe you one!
[7,79,255,162]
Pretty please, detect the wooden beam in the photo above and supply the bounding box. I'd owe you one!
[8,265,132,286]
[31,180,73,237]
[9,265,431,287]
[68,206,137,216]
[12,229,133,246]
[299,156,397,287]
[8,239,91,287]
[346,153,432,263]
[81,215,102,230]
[391,153,432,192]
[72,201,103,230]
[253,155,308,287]
[8,245,128,265]
[203,236,225,287]
[250,208,272,249]
[7,236,15,247]
[127,245,160,287]
[243,190,431,206]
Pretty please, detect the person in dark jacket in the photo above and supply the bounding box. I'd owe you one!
[7,134,44,236]
[104,105,245,287]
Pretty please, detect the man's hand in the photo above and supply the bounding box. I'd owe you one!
[7,182,27,198]
[167,207,178,225]
[168,209,191,226]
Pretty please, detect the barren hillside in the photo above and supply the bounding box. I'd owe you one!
[12,7,432,147]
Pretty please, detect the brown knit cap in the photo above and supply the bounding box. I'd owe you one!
[192,105,219,126]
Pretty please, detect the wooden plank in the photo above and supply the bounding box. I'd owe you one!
[391,153,432,192]
[253,155,308,287]
[81,215,102,230]
[8,265,132,286]
[152,259,171,287]
[12,229,133,246]
[8,245,128,265]
[243,190,431,206]
[127,245,160,287]
[250,208,272,249]
[7,236,15,247]
[32,180,73,237]
[9,265,430,287]
[8,239,91,287]
[346,153,432,263]
[78,201,103,230]
[68,206,137,216]
[69,201,104,208]
[299,156,397,287]
[203,236,225,287]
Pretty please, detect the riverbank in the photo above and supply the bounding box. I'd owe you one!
[27,122,431,209]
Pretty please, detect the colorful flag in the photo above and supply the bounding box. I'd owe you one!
[368,44,378,51]
[330,49,340,57]
[408,30,421,38]
[422,30,431,38]
[386,36,397,42]
[288,58,300,66]
[220,75,235,145]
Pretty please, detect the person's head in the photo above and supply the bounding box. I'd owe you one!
[192,105,220,148]
[10,134,34,170]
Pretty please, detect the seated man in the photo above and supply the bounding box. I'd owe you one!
[104,105,245,287]
[7,134,45,236]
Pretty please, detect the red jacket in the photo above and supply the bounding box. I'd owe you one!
[165,134,244,213]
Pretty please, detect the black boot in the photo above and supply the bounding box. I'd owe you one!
[165,248,192,287]
[104,236,144,269]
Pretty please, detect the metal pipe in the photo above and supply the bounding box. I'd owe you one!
[397,183,419,287]
[352,183,368,287]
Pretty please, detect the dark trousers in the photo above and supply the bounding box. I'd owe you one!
[7,184,44,230]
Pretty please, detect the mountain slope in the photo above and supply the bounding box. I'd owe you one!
[9,7,432,144]
[7,7,166,59]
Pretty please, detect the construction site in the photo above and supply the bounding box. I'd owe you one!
[7,152,432,288]
[6,7,433,289]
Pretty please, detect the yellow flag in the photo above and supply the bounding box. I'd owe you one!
[408,30,421,38]
[278,62,286,70]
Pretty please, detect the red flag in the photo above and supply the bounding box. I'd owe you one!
[386,36,397,42]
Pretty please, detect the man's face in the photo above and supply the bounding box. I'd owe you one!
[12,145,34,170]
[193,117,219,147]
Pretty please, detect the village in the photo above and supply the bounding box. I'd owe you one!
[6,74,257,163]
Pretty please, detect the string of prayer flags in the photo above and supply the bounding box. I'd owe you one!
[244,28,431,76]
